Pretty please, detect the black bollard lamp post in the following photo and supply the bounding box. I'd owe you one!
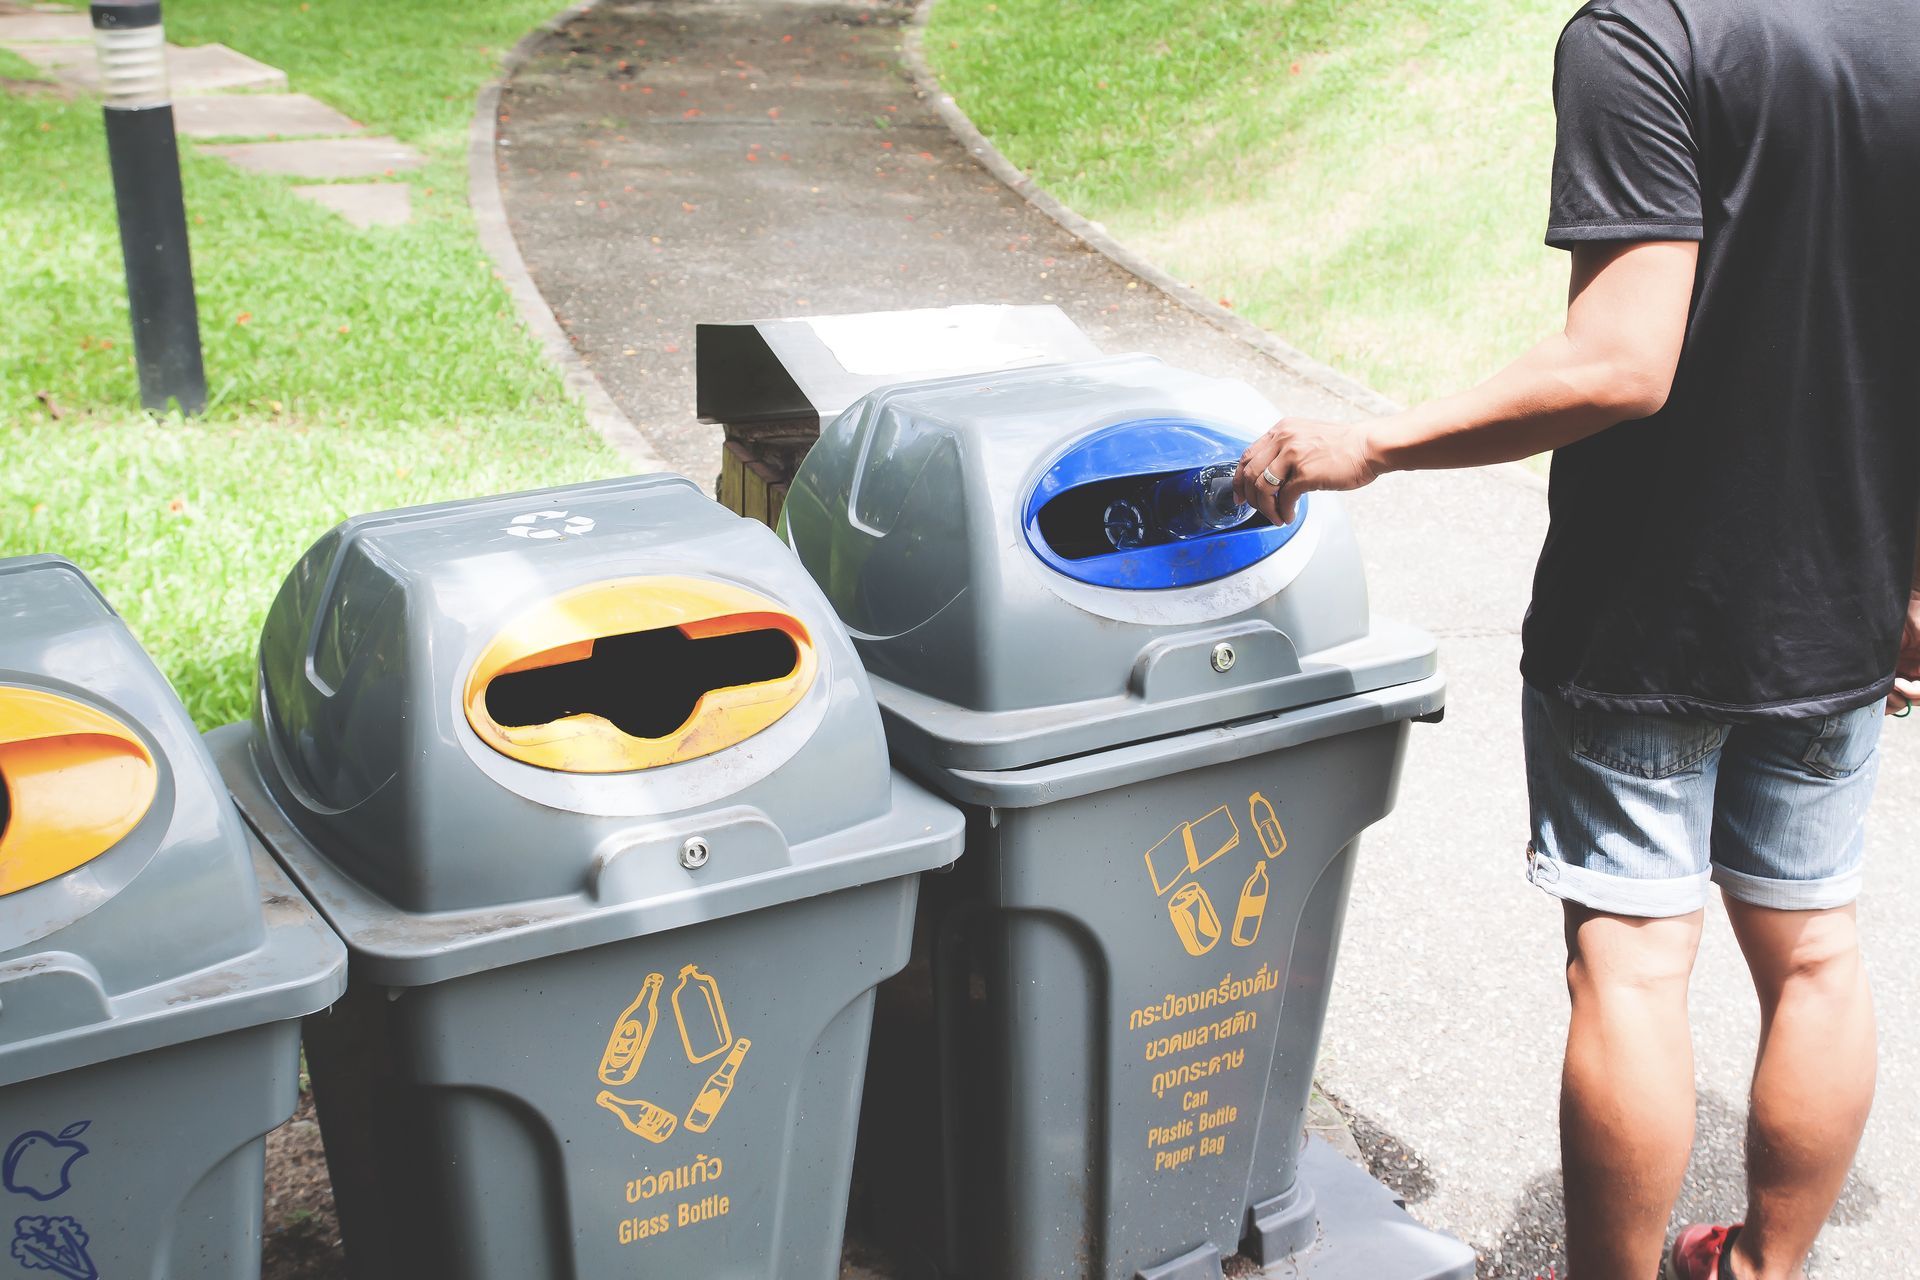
[91,0,207,416]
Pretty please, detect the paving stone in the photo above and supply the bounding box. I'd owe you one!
[201,135,422,178]
[165,42,286,93]
[173,92,362,139]
[292,182,411,228]
[20,40,287,93]
[0,11,89,41]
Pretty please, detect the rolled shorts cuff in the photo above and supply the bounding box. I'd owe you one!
[1527,848,1711,918]
[1711,862,1863,911]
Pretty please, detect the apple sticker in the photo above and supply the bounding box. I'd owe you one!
[3,1124,89,1203]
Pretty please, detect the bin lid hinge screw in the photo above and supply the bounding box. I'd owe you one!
[680,836,711,870]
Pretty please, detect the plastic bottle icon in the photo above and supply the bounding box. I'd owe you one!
[597,972,664,1086]
[684,1038,751,1134]
[1168,883,1222,957]
[1250,792,1286,859]
[1231,861,1270,948]
[673,965,732,1064]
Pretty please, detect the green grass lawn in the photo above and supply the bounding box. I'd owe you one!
[0,4,621,727]
[923,0,1575,407]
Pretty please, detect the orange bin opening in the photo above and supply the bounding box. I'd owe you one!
[464,578,818,774]
[0,688,158,895]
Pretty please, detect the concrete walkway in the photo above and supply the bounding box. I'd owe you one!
[494,3,1920,1277]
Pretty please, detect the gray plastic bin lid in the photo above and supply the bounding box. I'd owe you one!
[780,355,1441,775]
[695,304,1105,429]
[0,556,346,1088]
[224,474,964,988]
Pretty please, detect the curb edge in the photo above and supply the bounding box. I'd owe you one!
[901,0,1396,420]
[469,0,670,472]
[899,1,1550,497]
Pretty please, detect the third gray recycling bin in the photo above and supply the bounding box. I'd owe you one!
[782,356,1476,1280]
[211,474,964,1280]
[0,555,345,1279]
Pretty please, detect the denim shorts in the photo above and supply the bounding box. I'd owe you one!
[1521,683,1883,917]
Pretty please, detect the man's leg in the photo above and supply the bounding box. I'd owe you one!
[1721,901,1875,1280]
[1708,701,1883,1280]
[1561,903,1705,1280]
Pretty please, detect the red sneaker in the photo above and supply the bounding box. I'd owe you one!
[1664,1223,1741,1280]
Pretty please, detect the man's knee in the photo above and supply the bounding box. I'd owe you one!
[1563,904,1704,1004]
[1726,900,1863,1000]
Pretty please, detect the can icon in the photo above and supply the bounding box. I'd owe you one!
[1167,882,1222,957]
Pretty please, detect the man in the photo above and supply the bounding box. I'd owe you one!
[1232,3,1919,1278]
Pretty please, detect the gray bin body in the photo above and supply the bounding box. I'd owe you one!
[0,556,346,1280]
[784,359,1473,1280]
[218,475,964,1280]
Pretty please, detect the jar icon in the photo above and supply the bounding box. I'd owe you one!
[672,964,733,1064]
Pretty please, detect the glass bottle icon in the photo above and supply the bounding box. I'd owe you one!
[596,1091,678,1144]
[673,964,732,1064]
[598,972,664,1086]
[1231,860,1270,948]
[684,1038,751,1134]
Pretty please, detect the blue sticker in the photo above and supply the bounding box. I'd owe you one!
[11,1215,96,1280]
[3,1125,88,1203]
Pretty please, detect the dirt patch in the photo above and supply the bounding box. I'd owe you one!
[262,1093,345,1280]
[0,76,74,99]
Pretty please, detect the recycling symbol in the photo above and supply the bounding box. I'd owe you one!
[504,510,595,540]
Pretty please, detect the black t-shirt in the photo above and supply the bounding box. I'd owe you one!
[1523,0,1920,720]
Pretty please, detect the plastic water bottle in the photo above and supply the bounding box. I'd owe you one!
[1156,464,1253,539]
[1101,496,1148,550]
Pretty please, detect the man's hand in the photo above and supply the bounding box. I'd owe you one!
[1890,593,1920,715]
[1234,417,1383,527]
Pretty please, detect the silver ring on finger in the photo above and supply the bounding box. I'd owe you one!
[1260,467,1284,488]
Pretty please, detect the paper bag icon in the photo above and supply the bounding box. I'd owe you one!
[1144,806,1241,896]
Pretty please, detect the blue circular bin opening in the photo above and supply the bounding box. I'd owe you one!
[1022,419,1307,589]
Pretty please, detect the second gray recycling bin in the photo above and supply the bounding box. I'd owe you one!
[212,475,964,1279]
[783,356,1475,1280]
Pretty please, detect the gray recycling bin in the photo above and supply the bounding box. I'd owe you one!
[0,555,346,1279]
[782,356,1476,1280]
[209,474,965,1280]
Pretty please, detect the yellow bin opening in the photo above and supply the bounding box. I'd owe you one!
[464,576,818,773]
[0,687,159,895]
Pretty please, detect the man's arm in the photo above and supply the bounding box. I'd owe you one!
[1892,524,1920,714]
[1233,238,1698,523]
